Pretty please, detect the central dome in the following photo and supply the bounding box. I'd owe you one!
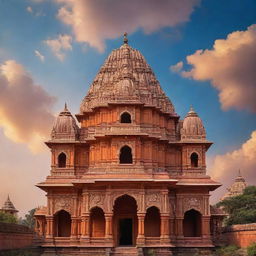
[80,38,176,116]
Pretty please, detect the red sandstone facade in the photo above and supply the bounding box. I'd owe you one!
[35,35,221,256]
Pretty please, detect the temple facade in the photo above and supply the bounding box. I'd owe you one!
[35,35,221,256]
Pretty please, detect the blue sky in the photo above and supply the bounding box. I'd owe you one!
[0,0,256,214]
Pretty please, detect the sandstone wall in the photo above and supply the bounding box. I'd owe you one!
[222,223,256,248]
[0,222,34,251]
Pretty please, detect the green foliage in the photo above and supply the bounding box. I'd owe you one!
[247,242,256,256]
[217,186,256,225]
[20,208,36,229]
[215,245,240,256]
[0,211,17,223]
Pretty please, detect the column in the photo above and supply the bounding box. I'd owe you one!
[202,216,211,239]
[45,216,54,240]
[105,213,114,243]
[80,214,90,243]
[175,217,183,238]
[136,213,145,245]
[160,214,171,244]
[71,217,78,241]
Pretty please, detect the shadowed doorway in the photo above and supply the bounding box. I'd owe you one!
[113,195,138,246]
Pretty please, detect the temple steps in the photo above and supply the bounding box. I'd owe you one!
[111,246,140,256]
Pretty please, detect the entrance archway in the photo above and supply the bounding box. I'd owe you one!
[113,195,138,246]
[90,207,105,237]
[183,209,202,237]
[54,210,71,237]
[145,206,160,237]
[119,146,133,164]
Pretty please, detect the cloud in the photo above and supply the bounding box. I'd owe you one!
[170,61,183,73]
[209,130,256,202]
[44,34,72,61]
[55,0,200,52]
[34,50,45,62]
[178,24,256,112]
[0,60,56,152]
[26,6,33,13]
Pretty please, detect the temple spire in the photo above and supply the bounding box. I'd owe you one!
[64,102,68,112]
[123,32,128,44]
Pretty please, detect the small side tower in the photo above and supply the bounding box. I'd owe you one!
[1,195,18,216]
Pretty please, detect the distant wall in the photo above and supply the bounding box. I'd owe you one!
[0,222,34,251]
[222,223,256,248]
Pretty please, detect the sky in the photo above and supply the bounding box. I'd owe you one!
[0,0,256,216]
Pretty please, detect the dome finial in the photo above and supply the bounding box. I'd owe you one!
[64,102,68,112]
[123,32,128,44]
[238,169,241,177]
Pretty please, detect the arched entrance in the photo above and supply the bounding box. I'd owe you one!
[119,146,133,164]
[183,209,202,237]
[90,207,105,237]
[113,195,138,246]
[145,206,161,237]
[54,210,71,237]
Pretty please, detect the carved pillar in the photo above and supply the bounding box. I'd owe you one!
[160,214,170,244]
[202,216,211,238]
[105,213,114,243]
[71,217,78,240]
[136,213,145,245]
[45,216,54,239]
[80,214,90,243]
[175,217,183,238]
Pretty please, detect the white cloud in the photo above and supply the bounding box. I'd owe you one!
[55,0,200,52]
[170,61,183,73]
[209,130,256,202]
[34,50,45,62]
[44,34,72,61]
[0,60,56,152]
[178,24,256,112]
[26,6,33,13]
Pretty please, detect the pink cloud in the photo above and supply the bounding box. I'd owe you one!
[178,24,256,112]
[56,0,200,52]
[0,60,56,152]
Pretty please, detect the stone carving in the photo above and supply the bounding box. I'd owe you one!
[54,196,72,214]
[183,197,202,213]
[89,193,105,210]
[146,192,161,210]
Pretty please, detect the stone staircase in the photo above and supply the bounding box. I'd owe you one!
[111,247,141,256]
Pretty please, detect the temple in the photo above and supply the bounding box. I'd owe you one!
[1,195,18,216]
[34,34,221,256]
[221,170,247,201]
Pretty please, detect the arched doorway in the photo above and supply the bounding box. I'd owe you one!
[120,112,131,123]
[145,206,161,237]
[183,209,202,237]
[54,210,71,237]
[90,207,105,237]
[190,152,198,167]
[58,152,66,168]
[119,146,133,164]
[113,195,138,246]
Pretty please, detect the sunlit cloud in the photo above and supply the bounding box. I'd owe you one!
[26,6,33,13]
[174,24,256,112]
[55,0,200,52]
[44,34,72,61]
[0,60,56,152]
[170,61,183,73]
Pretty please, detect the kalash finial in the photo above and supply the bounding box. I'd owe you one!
[64,102,68,112]
[123,32,128,44]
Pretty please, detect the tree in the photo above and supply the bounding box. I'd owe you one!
[20,208,36,229]
[217,186,256,226]
[0,211,17,223]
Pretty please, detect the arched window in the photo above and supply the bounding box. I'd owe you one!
[120,112,131,123]
[58,153,66,168]
[54,210,71,237]
[145,207,160,237]
[90,207,105,237]
[119,146,133,164]
[190,152,198,168]
[183,209,202,237]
